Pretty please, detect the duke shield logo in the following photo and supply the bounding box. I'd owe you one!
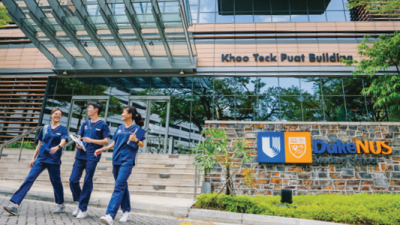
[258,132,312,163]
[288,137,306,158]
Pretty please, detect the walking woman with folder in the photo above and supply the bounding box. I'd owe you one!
[3,108,68,215]
[94,106,146,224]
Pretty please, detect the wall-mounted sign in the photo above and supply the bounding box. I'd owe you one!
[257,132,312,163]
[257,132,392,164]
[221,53,353,63]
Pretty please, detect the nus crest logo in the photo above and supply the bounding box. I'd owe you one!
[257,132,312,163]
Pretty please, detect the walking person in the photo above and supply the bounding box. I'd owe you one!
[95,106,145,224]
[3,108,68,215]
[69,101,110,218]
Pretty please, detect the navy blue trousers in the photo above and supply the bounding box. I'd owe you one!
[106,163,132,219]
[11,161,64,205]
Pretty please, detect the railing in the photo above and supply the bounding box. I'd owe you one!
[193,135,204,200]
[0,126,43,161]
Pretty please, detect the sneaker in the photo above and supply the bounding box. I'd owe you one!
[53,203,65,213]
[3,201,19,215]
[100,214,113,225]
[119,212,131,223]
[76,210,87,219]
[72,203,79,216]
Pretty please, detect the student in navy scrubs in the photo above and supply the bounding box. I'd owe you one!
[95,106,145,225]
[3,108,68,215]
[69,102,110,218]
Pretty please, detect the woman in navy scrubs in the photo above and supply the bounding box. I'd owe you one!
[94,106,145,225]
[3,108,68,215]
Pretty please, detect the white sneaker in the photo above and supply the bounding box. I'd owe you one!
[100,214,113,225]
[76,210,87,219]
[119,212,131,223]
[53,203,65,213]
[72,203,79,216]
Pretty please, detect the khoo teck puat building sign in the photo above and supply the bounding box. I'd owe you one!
[221,53,353,63]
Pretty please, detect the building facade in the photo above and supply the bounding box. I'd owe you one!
[0,0,399,154]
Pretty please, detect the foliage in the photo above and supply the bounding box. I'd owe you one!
[241,167,256,190]
[5,140,36,150]
[346,0,400,17]
[195,193,400,225]
[341,32,400,117]
[194,128,252,195]
[0,6,11,28]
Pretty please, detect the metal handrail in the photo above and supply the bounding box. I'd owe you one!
[0,126,43,161]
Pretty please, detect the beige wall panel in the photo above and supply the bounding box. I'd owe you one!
[255,23,276,31]
[215,24,235,31]
[235,23,256,31]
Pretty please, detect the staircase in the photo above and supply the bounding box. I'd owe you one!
[0,76,48,144]
[0,149,202,199]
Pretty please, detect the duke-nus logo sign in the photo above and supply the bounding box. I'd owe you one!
[257,132,312,163]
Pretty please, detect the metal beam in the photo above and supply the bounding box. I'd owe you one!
[2,0,56,65]
[123,0,151,64]
[178,0,194,64]
[71,0,113,66]
[25,1,75,66]
[48,1,93,66]
[98,0,132,65]
[150,0,173,64]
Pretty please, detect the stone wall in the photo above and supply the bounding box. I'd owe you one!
[204,121,400,195]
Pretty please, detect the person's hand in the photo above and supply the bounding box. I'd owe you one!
[82,137,92,143]
[50,146,60,154]
[129,134,138,142]
[29,159,35,168]
[76,144,83,149]
[94,149,103,157]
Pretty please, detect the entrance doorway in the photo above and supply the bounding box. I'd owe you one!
[129,96,171,153]
[66,96,110,136]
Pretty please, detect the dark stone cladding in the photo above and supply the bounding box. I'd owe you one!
[204,121,400,195]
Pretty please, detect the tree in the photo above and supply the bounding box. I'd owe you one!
[346,0,400,17]
[342,32,400,121]
[0,6,11,28]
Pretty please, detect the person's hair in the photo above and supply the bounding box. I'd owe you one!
[124,106,144,127]
[50,108,63,116]
[88,101,102,114]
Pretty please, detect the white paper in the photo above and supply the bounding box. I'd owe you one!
[69,134,86,151]
[127,129,138,145]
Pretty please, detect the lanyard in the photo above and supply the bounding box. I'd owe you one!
[88,120,101,129]
[123,124,136,133]
[49,125,61,134]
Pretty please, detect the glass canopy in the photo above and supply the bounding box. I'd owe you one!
[4,0,196,72]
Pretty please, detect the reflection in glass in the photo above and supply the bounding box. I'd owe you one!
[321,77,343,95]
[257,96,280,121]
[366,97,389,122]
[254,15,272,22]
[326,11,346,22]
[236,95,257,121]
[309,12,327,22]
[343,77,363,95]
[259,77,279,95]
[326,0,345,10]
[279,77,300,95]
[215,96,236,120]
[199,0,216,12]
[199,12,216,23]
[272,15,290,22]
[216,14,234,23]
[323,96,346,121]
[302,96,324,121]
[346,97,367,121]
[280,96,302,121]
[300,77,321,95]
[235,15,254,23]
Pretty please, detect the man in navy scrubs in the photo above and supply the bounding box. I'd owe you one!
[69,102,110,219]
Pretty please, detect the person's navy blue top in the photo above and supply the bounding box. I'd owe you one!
[112,124,146,166]
[36,125,68,165]
[76,120,111,162]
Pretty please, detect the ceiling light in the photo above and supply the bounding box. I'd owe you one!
[62,70,67,75]
[179,70,184,75]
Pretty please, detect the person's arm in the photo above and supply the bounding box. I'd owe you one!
[81,137,109,145]
[50,139,67,154]
[129,134,144,148]
[94,141,115,157]
[30,141,42,168]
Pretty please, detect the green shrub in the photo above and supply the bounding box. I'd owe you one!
[195,193,400,225]
[5,140,36,150]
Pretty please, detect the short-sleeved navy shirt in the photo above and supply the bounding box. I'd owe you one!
[36,125,68,165]
[112,124,146,166]
[76,120,111,162]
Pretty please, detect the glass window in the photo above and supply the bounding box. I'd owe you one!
[323,96,346,121]
[326,11,346,22]
[272,15,290,22]
[199,12,216,23]
[235,15,254,23]
[345,97,368,121]
[302,96,324,121]
[236,95,257,121]
[279,77,300,95]
[343,77,363,95]
[366,97,389,122]
[301,77,321,96]
[216,14,234,23]
[254,15,272,22]
[280,96,302,121]
[308,0,326,11]
[259,77,279,95]
[235,0,253,15]
[309,12,327,22]
[235,77,258,95]
[48,78,57,96]
[215,96,236,120]
[254,0,271,14]
[271,0,289,13]
[326,0,345,10]
[321,77,344,95]
[257,96,280,121]
[291,15,309,22]
[199,0,216,12]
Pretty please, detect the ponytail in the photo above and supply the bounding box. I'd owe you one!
[124,106,144,127]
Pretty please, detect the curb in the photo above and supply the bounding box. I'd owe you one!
[0,187,190,218]
[188,209,346,225]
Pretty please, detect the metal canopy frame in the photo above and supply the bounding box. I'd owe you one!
[150,0,173,64]
[71,0,113,66]
[3,0,56,65]
[48,0,93,66]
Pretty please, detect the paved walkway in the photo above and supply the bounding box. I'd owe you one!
[0,196,234,225]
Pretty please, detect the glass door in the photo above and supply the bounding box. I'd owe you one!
[129,96,170,153]
[66,96,110,136]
